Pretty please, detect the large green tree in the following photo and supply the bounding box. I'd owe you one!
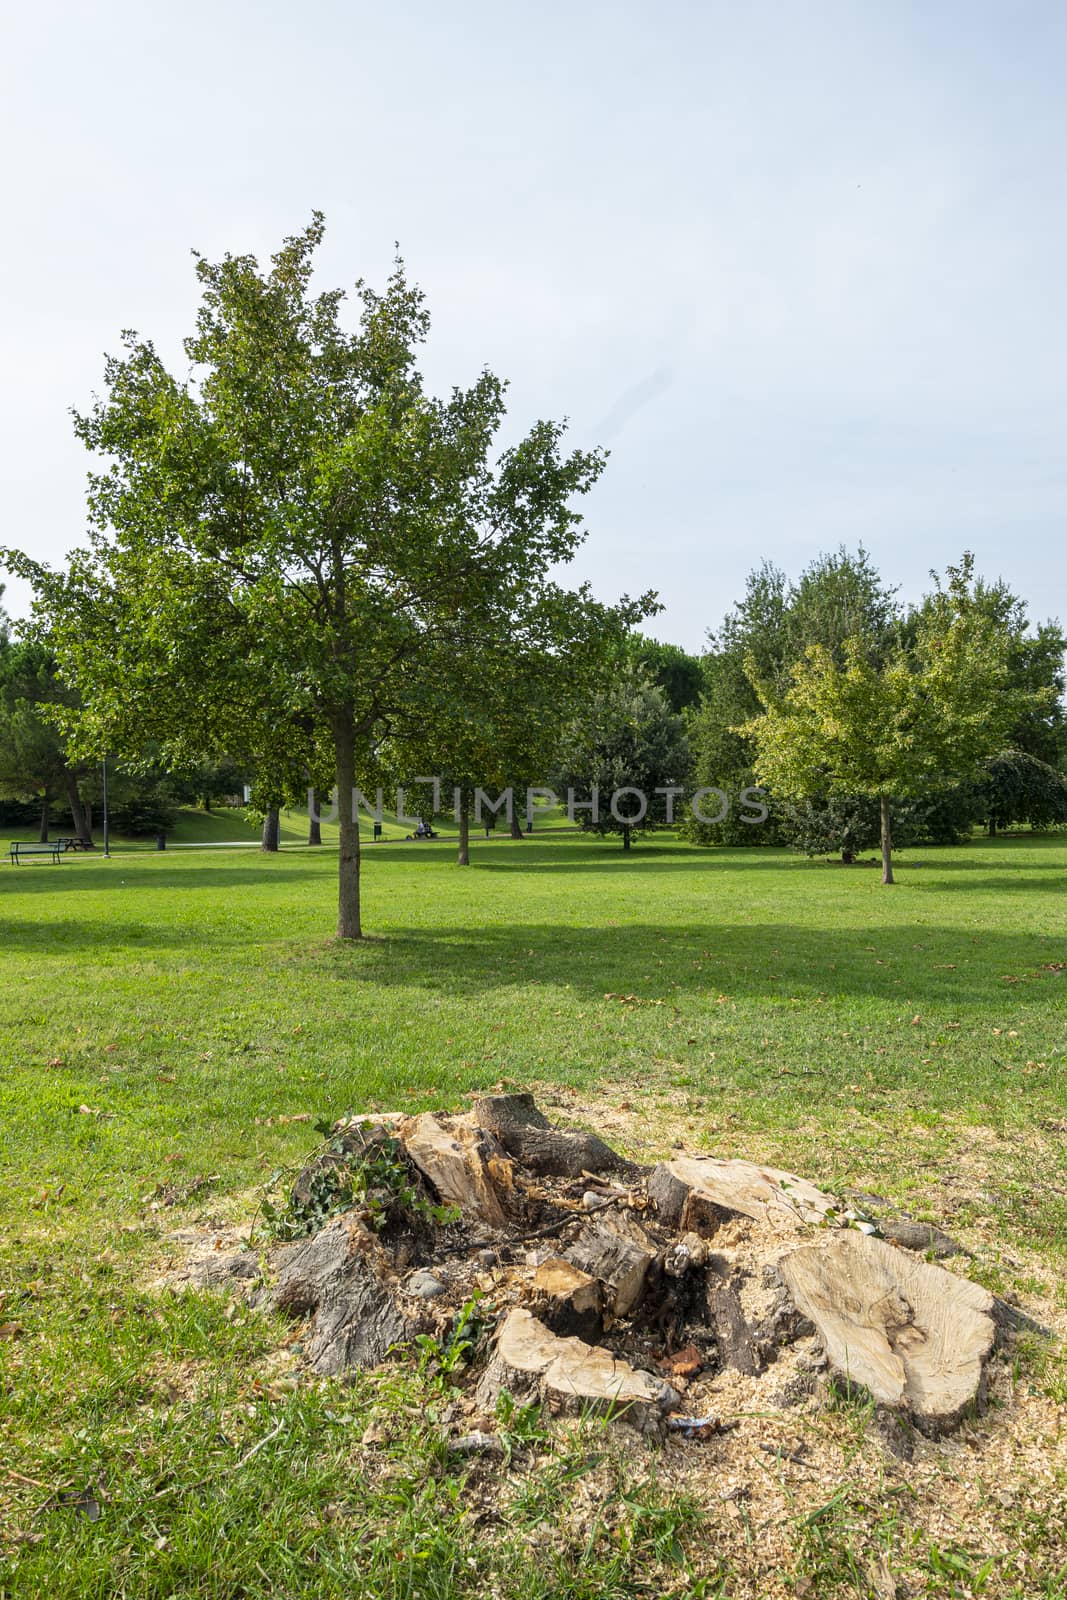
[741,558,1023,883]
[554,671,691,850]
[4,218,646,936]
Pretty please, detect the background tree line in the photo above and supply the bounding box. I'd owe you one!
[682,546,1067,876]
[0,216,1062,903]
[3,538,1064,878]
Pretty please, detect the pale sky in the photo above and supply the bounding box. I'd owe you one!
[2,0,1065,650]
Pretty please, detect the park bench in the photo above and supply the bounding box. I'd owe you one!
[9,840,64,865]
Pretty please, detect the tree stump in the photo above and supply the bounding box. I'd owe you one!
[777,1231,996,1431]
[169,1091,1014,1445]
[266,1213,417,1376]
[529,1257,603,1339]
[475,1308,679,1433]
[564,1221,657,1318]
[649,1155,838,1230]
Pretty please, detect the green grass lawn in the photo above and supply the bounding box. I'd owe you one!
[1,830,1065,1597]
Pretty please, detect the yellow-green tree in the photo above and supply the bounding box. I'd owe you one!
[740,558,1025,883]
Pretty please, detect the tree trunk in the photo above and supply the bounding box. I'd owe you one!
[261,807,280,852]
[987,816,997,838]
[841,847,855,865]
[457,802,470,866]
[622,825,631,851]
[510,810,523,840]
[64,772,94,848]
[267,1214,415,1376]
[565,1222,656,1318]
[308,789,322,846]
[38,795,49,842]
[334,715,362,939]
[880,794,893,884]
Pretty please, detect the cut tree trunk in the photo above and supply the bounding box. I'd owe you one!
[649,1155,838,1231]
[267,1213,417,1376]
[530,1257,603,1339]
[400,1112,510,1227]
[64,772,93,847]
[565,1221,656,1318]
[880,793,893,884]
[475,1308,678,1434]
[176,1092,1005,1442]
[38,795,49,842]
[473,1093,643,1180]
[334,712,361,939]
[777,1230,996,1432]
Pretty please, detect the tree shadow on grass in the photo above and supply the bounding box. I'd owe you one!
[312,920,1066,1010]
[0,862,333,896]
[432,837,1067,878]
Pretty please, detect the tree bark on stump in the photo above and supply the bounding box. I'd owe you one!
[707,1271,761,1374]
[564,1222,655,1318]
[401,1112,510,1227]
[474,1309,678,1434]
[267,1213,416,1376]
[649,1156,837,1230]
[473,1093,643,1180]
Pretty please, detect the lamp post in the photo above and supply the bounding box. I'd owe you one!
[102,756,110,858]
